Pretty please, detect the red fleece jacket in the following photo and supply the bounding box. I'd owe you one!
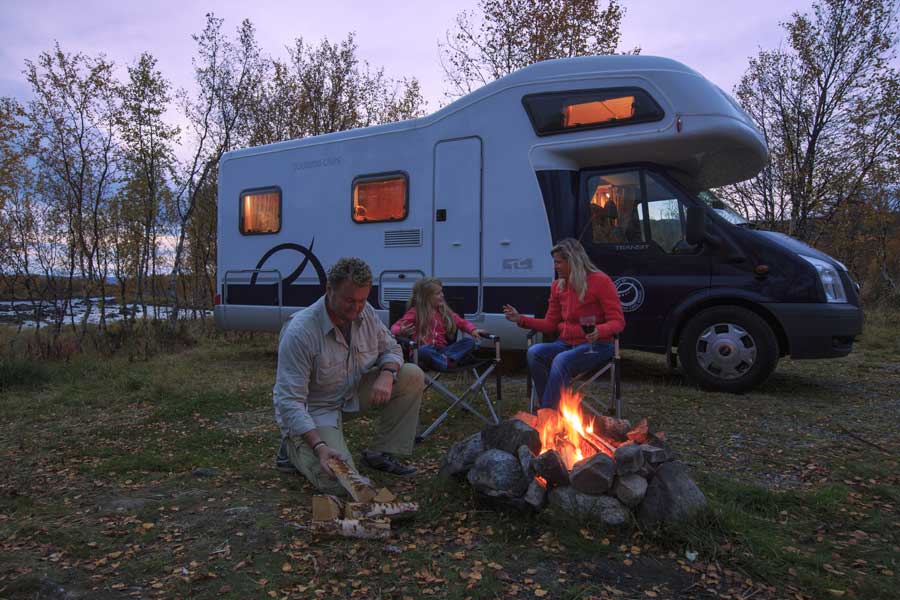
[518,271,625,345]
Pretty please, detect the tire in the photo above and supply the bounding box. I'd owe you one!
[677,306,778,393]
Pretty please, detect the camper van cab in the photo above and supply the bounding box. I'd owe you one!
[215,55,863,393]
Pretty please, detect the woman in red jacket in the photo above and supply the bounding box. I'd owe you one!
[503,238,625,410]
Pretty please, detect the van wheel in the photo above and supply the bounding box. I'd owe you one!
[677,307,778,393]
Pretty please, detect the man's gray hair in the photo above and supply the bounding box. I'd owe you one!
[327,257,373,288]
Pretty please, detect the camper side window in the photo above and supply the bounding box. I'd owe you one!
[240,188,281,235]
[352,173,408,223]
[523,88,664,136]
[584,171,646,245]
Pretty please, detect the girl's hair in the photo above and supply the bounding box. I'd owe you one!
[408,277,457,341]
[550,238,600,301]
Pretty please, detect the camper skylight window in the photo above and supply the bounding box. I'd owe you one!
[240,188,281,235]
[522,88,663,136]
[352,173,408,223]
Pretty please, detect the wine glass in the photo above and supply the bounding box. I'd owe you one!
[579,315,597,354]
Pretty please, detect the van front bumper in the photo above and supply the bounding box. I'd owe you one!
[765,302,863,359]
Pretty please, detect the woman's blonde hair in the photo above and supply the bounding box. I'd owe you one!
[551,238,600,301]
[408,277,457,341]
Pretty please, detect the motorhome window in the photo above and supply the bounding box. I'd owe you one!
[698,190,750,226]
[523,88,663,136]
[352,174,408,223]
[240,188,281,235]
[644,173,687,253]
[584,171,646,245]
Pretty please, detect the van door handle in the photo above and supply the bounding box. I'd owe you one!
[500,240,511,246]
[451,242,462,247]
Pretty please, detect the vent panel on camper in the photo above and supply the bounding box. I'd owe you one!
[382,287,413,302]
[384,229,422,248]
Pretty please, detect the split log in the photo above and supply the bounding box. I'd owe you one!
[512,411,538,428]
[311,495,344,521]
[344,501,419,521]
[312,518,391,540]
[373,488,396,503]
[327,458,377,503]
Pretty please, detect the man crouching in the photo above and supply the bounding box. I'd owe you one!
[273,257,424,494]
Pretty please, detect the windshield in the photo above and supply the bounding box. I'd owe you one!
[697,191,751,226]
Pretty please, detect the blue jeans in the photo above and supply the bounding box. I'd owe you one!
[417,337,477,371]
[527,339,615,410]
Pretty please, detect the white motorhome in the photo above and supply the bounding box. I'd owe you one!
[216,55,863,392]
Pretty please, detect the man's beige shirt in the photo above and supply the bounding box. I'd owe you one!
[273,296,403,439]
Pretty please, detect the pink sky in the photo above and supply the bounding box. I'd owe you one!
[1,0,815,110]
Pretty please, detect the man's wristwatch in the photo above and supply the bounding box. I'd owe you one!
[380,366,399,382]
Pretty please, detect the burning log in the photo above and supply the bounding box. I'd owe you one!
[311,518,391,540]
[345,501,419,521]
[583,429,617,456]
[327,458,377,503]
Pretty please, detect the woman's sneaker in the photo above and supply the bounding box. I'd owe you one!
[360,450,417,476]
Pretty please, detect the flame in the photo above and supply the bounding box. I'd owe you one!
[524,388,614,471]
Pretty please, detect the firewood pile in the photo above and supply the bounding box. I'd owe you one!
[309,458,418,540]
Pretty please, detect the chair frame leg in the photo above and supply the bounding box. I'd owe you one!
[416,362,501,442]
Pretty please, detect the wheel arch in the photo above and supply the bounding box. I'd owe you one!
[665,290,789,357]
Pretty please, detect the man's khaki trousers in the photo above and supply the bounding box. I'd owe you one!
[286,363,424,495]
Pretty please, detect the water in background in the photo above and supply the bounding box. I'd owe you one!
[0,297,212,328]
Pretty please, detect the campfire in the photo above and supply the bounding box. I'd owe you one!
[521,388,617,469]
[440,387,708,527]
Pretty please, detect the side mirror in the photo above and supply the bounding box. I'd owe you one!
[686,206,706,245]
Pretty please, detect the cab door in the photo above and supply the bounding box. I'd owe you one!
[579,168,711,351]
[433,137,483,315]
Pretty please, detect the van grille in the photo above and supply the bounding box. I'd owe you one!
[382,287,412,302]
[384,229,422,248]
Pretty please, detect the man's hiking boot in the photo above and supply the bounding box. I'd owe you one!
[275,439,298,474]
[360,450,417,477]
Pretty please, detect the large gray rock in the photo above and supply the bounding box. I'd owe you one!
[637,461,707,526]
[439,432,485,477]
[517,445,535,479]
[570,453,615,495]
[522,479,547,511]
[532,450,569,487]
[482,419,541,455]
[614,443,645,475]
[640,443,674,466]
[614,474,648,507]
[467,449,528,498]
[548,486,629,527]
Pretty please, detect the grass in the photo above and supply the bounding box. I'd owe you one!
[0,313,897,599]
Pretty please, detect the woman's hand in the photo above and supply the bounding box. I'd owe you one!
[585,328,601,343]
[502,304,520,323]
[397,323,415,337]
[472,328,488,338]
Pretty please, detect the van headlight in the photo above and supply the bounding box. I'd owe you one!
[800,255,847,303]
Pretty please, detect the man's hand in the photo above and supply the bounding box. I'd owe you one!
[370,370,394,406]
[317,444,344,479]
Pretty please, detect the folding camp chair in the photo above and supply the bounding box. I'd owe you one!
[389,301,503,443]
[526,329,623,419]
